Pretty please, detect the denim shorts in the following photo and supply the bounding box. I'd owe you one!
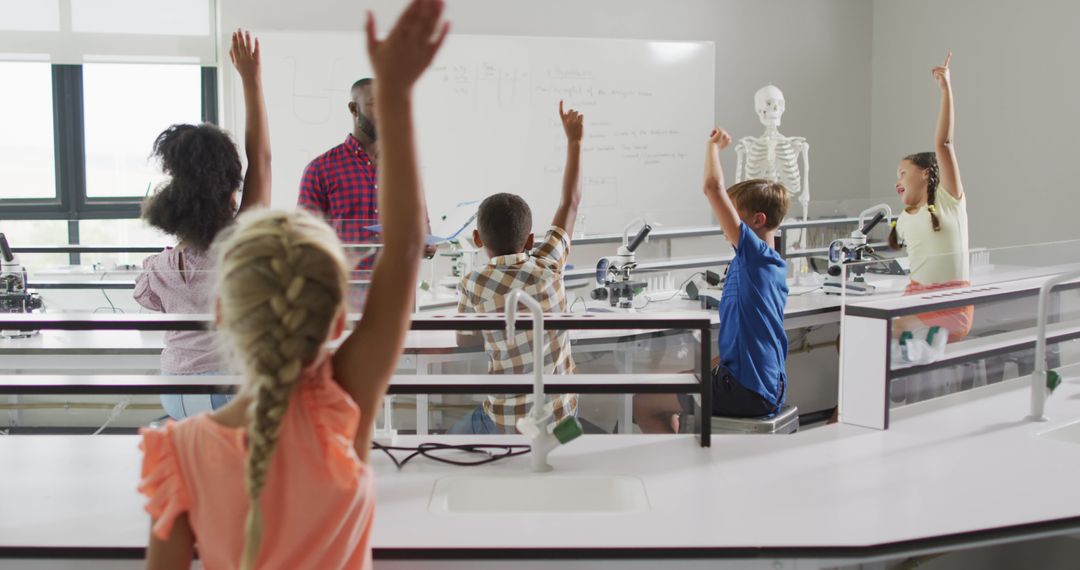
[447,405,501,435]
[160,370,232,420]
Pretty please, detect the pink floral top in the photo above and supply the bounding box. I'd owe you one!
[134,247,224,373]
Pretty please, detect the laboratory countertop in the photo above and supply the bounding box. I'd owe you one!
[2,374,1079,559]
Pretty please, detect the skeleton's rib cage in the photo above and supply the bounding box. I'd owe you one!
[735,135,806,197]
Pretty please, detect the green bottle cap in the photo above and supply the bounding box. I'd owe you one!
[1047,370,1062,393]
[552,416,584,445]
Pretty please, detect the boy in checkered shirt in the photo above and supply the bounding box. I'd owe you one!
[451,101,584,434]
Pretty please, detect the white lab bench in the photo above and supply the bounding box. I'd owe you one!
[1,373,1079,567]
[0,263,1032,434]
[5,261,1080,566]
[839,264,1080,430]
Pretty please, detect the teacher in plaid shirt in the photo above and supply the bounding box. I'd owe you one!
[451,101,585,434]
[298,78,436,270]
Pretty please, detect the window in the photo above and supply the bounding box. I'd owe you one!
[0,0,60,32]
[0,1,215,223]
[78,219,173,268]
[82,63,202,199]
[71,0,211,36]
[0,1,214,63]
[0,220,69,269]
[0,61,57,200]
[0,219,173,271]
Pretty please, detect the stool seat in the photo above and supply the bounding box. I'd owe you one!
[710,404,799,434]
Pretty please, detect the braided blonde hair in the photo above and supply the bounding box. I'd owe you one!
[214,208,348,570]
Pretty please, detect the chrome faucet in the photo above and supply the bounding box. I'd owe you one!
[1029,269,1080,421]
[505,289,583,472]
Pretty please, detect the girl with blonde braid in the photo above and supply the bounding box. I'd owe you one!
[138,1,448,568]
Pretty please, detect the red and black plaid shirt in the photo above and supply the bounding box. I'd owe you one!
[298,134,379,269]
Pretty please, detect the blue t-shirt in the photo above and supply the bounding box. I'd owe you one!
[717,223,789,406]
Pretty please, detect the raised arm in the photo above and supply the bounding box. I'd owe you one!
[333,0,449,461]
[549,100,584,236]
[230,30,271,214]
[703,128,741,246]
[933,52,964,200]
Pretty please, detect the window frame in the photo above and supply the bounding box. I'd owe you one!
[0,63,218,221]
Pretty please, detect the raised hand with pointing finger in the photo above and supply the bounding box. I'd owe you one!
[559,100,584,143]
[550,99,584,236]
[932,52,952,92]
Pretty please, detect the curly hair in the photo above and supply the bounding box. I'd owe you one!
[141,123,243,252]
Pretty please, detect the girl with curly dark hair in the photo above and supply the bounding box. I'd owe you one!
[134,30,272,419]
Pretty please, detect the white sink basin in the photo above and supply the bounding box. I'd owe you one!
[429,475,650,514]
[1040,420,1080,444]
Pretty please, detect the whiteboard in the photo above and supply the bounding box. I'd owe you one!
[237,32,714,235]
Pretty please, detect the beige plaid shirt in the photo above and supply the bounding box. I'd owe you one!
[457,225,578,432]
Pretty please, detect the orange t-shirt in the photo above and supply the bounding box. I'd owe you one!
[139,359,375,570]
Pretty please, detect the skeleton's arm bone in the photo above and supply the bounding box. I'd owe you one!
[799,139,810,214]
[735,139,749,183]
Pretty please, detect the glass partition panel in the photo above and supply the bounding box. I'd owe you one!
[4,219,380,313]
[0,306,709,439]
[840,239,1080,413]
[19,264,374,316]
[341,320,704,437]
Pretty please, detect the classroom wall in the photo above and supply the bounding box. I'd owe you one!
[218,0,875,207]
[870,0,1080,249]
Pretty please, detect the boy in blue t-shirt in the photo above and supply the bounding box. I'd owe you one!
[703,127,789,417]
[632,127,790,432]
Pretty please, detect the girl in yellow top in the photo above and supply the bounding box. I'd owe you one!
[889,53,973,342]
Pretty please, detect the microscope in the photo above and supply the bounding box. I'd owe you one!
[822,204,895,296]
[440,237,481,280]
[591,219,652,309]
[0,233,44,338]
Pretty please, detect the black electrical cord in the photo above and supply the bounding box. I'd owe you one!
[94,270,124,314]
[372,441,531,470]
[789,285,823,296]
[569,295,587,313]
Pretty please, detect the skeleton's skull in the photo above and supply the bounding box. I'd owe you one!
[754,85,785,127]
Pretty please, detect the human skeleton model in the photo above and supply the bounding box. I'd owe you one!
[735,86,811,276]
